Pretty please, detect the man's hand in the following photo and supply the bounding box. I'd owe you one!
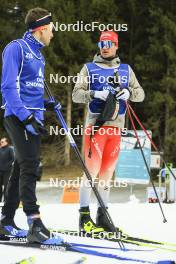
[23,114,48,135]
[115,89,130,101]
[93,90,109,101]
[44,99,59,111]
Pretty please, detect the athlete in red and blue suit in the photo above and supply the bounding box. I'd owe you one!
[72,31,145,234]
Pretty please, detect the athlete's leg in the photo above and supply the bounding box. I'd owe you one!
[2,161,20,218]
[96,127,121,230]
[2,116,40,217]
[98,127,121,206]
[80,126,107,207]
[2,169,11,201]
[79,126,108,233]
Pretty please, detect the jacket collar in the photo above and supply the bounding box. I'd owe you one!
[23,31,44,51]
[93,53,120,68]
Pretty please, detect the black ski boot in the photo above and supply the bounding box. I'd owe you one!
[79,206,104,235]
[27,217,64,245]
[96,207,123,238]
[27,218,51,243]
[0,216,26,237]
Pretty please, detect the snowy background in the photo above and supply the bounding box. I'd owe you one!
[0,182,176,264]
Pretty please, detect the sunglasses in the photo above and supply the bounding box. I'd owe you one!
[98,40,114,49]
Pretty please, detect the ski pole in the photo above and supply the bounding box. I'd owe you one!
[128,104,176,182]
[44,80,125,249]
[126,103,167,223]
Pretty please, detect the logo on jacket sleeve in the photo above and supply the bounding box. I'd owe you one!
[25,52,33,59]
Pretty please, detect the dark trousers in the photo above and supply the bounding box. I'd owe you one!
[0,169,11,202]
[2,115,41,218]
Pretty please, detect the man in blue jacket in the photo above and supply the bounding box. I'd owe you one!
[0,7,63,245]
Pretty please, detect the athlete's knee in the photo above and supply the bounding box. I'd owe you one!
[81,173,98,188]
[19,158,40,178]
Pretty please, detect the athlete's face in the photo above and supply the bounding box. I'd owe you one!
[100,42,118,58]
[40,23,54,46]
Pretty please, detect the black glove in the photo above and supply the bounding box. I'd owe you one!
[44,99,59,111]
[23,114,48,135]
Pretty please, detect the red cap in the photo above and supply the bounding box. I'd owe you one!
[100,31,118,47]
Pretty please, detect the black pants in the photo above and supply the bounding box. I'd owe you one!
[0,169,11,202]
[2,115,41,217]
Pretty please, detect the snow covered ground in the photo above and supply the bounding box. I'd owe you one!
[0,202,176,264]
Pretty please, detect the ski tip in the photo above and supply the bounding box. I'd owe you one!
[72,256,87,264]
[16,256,36,264]
[157,261,175,264]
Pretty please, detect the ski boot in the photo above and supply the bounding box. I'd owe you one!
[96,207,125,240]
[0,215,27,237]
[27,217,64,245]
[79,206,104,237]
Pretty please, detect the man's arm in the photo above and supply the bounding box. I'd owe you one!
[128,66,145,102]
[72,65,93,104]
[1,42,31,121]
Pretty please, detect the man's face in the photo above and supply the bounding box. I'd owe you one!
[40,22,54,46]
[0,138,8,147]
[100,42,118,58]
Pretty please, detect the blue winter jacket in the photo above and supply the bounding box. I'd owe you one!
[1,32,45,121]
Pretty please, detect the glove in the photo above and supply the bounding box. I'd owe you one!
[93,90,109,101]
[44,99,60,111]
[108,72,120,89]
[115,89,130,101]
[23,115,48,136]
